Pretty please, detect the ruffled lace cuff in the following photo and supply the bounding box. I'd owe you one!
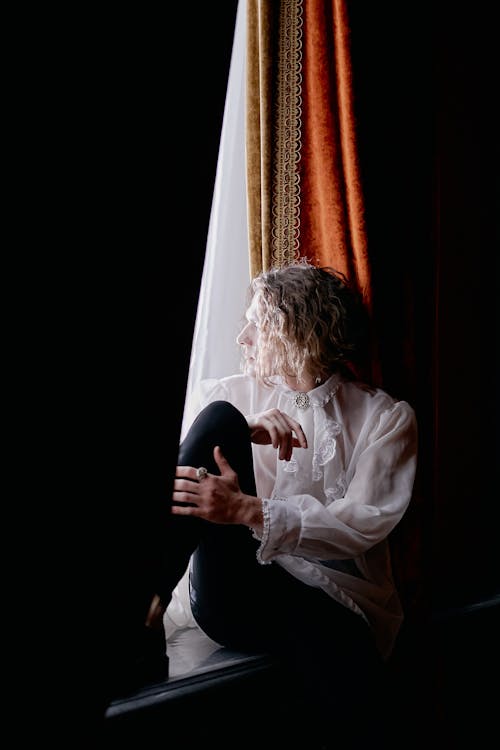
[253,498,272,565]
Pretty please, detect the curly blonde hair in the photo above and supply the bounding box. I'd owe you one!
[244,260,368,386]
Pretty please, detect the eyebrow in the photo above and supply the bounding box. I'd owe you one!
[245,308,258,322]
[245,298,262,326]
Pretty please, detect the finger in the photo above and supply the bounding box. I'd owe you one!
[274,422,291,461]
[173,485,199,501]
[283,415,308,448]
[173,478,201,494]
[274,412,294,460]
[267,412,290,449]
[261,413,292,460]
[280,435,292,462]
[175,466,200,482]
[171,504,200,516]
[213,445,231,473]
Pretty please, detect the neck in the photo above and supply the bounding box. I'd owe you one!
[285,374,322,392]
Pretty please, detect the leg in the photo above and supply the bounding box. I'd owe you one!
[155,399,258,606]
[125,400,249,688]
[170,399,306,652]
[175,400,269,647]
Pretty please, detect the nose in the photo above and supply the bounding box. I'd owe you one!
[236,321,254,346]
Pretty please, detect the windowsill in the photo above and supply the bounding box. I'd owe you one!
[105,591,500,723]
[105,625,274,720]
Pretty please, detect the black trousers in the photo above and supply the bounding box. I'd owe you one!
[163,400,392,748]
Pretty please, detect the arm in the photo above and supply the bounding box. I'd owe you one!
[172,445,265,532]
[176,376,308,529]
[256,401,418,563]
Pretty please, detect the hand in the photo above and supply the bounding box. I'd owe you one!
[246,408,307,461]
[172,446,252,525]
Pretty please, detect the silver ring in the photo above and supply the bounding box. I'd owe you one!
[196,466,208,481]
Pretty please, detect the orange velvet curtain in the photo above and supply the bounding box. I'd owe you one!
[246,0,371,310]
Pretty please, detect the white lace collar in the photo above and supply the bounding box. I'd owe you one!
[273,373,342,410]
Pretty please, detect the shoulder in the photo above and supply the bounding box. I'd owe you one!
[340,380,417,428]
[198,374,256,403]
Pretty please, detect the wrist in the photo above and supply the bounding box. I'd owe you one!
[239,495,264,534]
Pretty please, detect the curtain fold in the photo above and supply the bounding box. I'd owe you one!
[246,0,275,276]
[246,0,371,312]
[182,0,250,442]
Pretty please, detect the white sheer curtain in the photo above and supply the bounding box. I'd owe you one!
[165,0,249,639]
[181,0,249,441]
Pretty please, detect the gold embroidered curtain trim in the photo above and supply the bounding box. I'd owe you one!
[271,0,304,268]
[246,0,372,314]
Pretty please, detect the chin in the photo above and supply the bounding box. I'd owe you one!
[244,359,256,377]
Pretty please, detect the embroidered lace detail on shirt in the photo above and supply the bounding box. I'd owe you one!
[310,378,341,408]
[312,422,342,481]
[325,471,347,502]
[282,457,298,473]
[256,498,272,565]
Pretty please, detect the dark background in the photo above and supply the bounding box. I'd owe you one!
[349,1,498,607]
[21,2,497,743]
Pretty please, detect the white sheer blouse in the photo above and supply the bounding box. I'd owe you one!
[187,372,418,660]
